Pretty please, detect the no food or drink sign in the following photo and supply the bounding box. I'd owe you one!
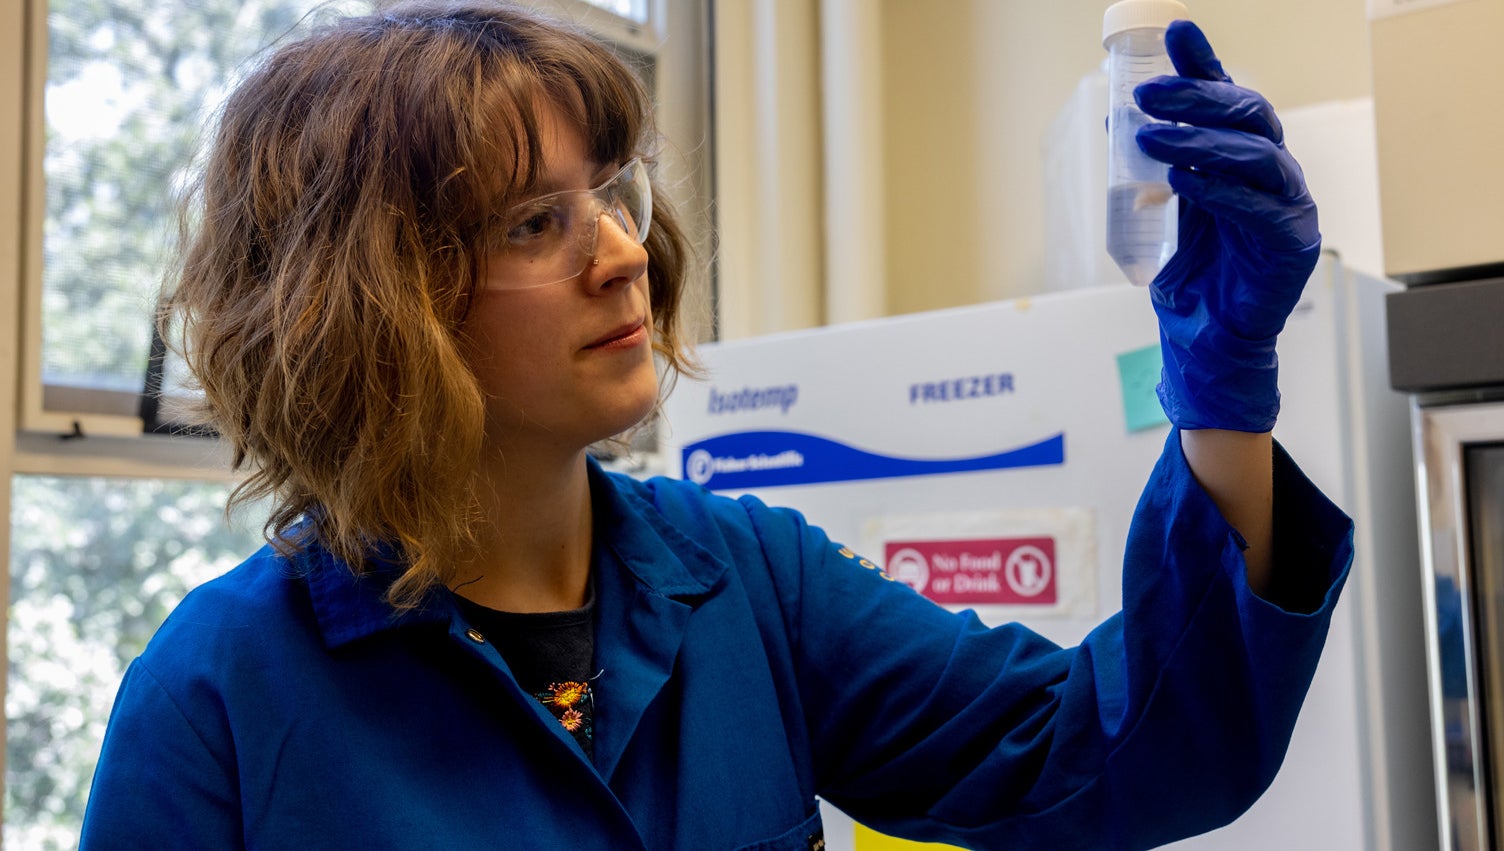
[884,537,1057,606]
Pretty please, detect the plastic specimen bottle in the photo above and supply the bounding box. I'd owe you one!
[1103,0,1188,286]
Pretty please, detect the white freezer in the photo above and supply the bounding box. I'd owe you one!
[658,256,1435,850]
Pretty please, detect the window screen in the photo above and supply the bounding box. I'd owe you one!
[40,0,373,418]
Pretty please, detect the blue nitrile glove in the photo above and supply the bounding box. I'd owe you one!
[1134,20,1321,433]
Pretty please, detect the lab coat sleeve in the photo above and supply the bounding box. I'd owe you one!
[737,429,1353,850]
[79,659,243,850]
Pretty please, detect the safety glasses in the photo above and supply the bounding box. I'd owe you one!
[483,158,652,290]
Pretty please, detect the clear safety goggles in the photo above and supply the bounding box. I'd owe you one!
[484,158,652,290]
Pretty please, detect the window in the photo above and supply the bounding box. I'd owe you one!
[32,0,375,431]
[27,0,706,433]
[6,476,265,849]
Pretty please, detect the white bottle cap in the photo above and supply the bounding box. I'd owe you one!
[1103,0,1190,46]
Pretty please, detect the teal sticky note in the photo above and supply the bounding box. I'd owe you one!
[1116,345,1170,433]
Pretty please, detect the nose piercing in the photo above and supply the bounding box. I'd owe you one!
[592,259,600,266]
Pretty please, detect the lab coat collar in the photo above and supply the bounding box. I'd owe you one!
[585,455,729,602]
[304,537,451,650]
[304,458,731,653]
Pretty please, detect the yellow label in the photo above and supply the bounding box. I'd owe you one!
[853,823,965,850]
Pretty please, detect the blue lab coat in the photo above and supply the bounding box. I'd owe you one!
[80,431,1353,850]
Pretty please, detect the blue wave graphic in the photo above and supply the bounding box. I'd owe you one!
[681,430,1064,490]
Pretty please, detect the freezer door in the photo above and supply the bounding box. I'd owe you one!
[1415,400,1504,851]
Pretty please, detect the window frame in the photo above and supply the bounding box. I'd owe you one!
[531,0,666,55]
[14,0,711,449]
[18,0,206,442]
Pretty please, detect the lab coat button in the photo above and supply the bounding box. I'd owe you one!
[465,628,485,644]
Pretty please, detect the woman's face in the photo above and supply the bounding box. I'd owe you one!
[462,101,658,456]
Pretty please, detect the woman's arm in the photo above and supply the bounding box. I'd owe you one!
[1180,428,1273,597]
[1134,18,1325,611]
[742,429,1352,848]
[81,660,244,849]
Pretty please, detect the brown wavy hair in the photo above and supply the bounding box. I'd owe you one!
[164,0,697,609]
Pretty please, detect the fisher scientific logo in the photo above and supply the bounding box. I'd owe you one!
[685,450,715,485]
[680,430,1064,490]
[707,384,800,415]
[685,447,805,486]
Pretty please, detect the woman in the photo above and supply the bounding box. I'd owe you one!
[81,3,1352,849]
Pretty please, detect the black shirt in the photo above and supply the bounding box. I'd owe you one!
[455,590,597,758]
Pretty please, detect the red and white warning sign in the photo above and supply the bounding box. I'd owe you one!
[884,537,1057,606]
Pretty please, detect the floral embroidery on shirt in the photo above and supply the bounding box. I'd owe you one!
[545,680,588,709]
[535,681,593,746]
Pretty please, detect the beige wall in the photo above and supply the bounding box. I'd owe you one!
[882,0,1373,313]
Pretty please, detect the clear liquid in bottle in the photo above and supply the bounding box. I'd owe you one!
[1106,180,1177,287]
[1103,0,1188,286]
